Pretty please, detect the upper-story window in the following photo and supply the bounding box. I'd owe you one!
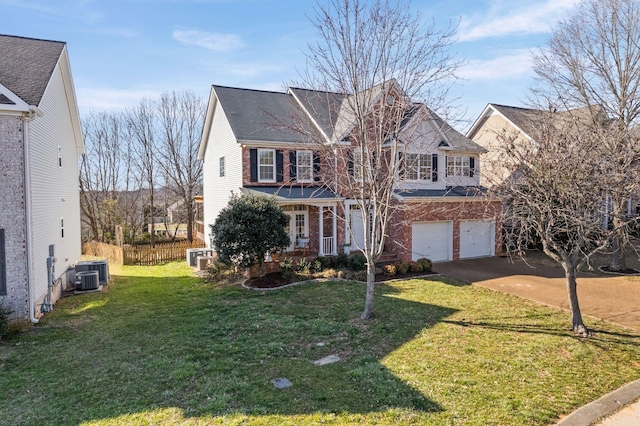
[296,150,313,182]
[353,151,364,181]
[447,156,475,177]
[219,156,225,177]
[58,146,62,167]
[406,153,432,180]
[258,149,276,182]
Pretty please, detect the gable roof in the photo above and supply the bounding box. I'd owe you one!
[213,85,323,144]
[0,35,65,106]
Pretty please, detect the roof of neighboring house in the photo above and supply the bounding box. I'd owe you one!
[0,34,66,106]
[213,85,323,144]
[394,186,487,200]
[242,185,340,201]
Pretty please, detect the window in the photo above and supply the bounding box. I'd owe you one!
[60,218,64,239]
[447,156,472,177]
[296,150,313,182]
[405,153,432,180]
[353,151,364,181]
[219,156,225,177]
[58,146,62,167]
[258,149,275,182]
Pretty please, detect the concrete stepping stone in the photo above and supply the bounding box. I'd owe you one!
[313,354,340,366]
[271,378,292,389]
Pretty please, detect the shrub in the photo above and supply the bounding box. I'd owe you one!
[337,270,345,279]
[345,270,367,281]
[322,268,338,278]
[313,258,324,273]
[347,253,367,271]
[382,264,397,276]
[296,258,312,275]
[202,261,237,283]
[0,302,13,341]
[281,257,294,278]
[335,252,349,268]
[416,258,433,273]
[397,262,410,275]
[409,261,424,273]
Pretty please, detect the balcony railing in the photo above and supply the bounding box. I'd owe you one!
[322,236,336,255]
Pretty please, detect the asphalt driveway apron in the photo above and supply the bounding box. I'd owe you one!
[435,256,640,332]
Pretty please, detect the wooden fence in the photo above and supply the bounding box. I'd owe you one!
[83,241,205,266]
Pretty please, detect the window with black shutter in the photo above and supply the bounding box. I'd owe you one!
[289,151,297,181]
[469,157,476,177]
[276,150,284,182]
[249,149,258,182]
[313,152,320,182]
[432,153,439,182]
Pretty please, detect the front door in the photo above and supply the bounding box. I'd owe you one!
[284,210,308,252]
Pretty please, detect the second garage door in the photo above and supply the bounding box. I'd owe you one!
[460,220,495,259]
[411,221,452,262]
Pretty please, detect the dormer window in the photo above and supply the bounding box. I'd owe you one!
[406,154,432,181]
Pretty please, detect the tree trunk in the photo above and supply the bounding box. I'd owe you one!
[361,258,376,319]
[563,262,589,337]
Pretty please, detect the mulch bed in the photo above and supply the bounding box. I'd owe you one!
[244,271,439,289]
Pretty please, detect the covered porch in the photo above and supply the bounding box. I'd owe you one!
[242,186,342,257]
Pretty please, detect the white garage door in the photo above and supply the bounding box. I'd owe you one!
[411,221,452,262]
[460,220,495,259]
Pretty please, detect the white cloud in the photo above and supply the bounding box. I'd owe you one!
[458,0,581,42]
[458,50,533,81]
[76,87,163,111]
[172,29,245,52]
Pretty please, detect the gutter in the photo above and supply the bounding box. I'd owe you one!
[22,107,42,324]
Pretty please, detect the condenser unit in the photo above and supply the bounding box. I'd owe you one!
[76,270,99,291]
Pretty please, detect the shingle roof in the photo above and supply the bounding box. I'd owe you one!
[213,85,323,143]
[426,107,486,153]
[490,104,542,137]
[243,185,339,200]
[395,186,487,199]
[0,35,65,106]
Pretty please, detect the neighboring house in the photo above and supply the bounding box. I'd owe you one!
[198,82,501,263]
[0,35,84,326]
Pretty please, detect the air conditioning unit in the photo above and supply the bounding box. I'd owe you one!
[76,270,99,291]
[75,260,109,284]
[187,248,213,267]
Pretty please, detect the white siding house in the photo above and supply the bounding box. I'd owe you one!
[0,35,84,326]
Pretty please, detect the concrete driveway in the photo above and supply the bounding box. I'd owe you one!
[435,255,640,332]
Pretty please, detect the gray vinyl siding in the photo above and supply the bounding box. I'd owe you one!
[25,63,82,314]
[202,99,243,248]
[0,114,29,322]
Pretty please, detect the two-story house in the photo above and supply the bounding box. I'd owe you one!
[0,35,84,326]
[198,82,501,263]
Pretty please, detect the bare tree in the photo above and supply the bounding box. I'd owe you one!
[495,109,610,336]
[155,91,205,243]
[298,0,461,319]
[127,99,159,247]
[533,0,640,271]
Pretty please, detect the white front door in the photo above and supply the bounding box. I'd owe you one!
[284,211,308,252]
[349,207,366,250]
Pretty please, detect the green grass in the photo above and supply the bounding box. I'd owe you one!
[1,262,639,425]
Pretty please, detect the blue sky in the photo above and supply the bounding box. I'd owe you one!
[1,0,580,130]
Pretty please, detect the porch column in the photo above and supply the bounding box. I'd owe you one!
[332,203,337,255]
[318,205,324,255]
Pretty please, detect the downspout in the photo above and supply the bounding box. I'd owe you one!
[22,107,42,323]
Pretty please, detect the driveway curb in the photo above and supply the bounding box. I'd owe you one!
[555,379,640,425]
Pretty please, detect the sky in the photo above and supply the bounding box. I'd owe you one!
[1,0,582,131]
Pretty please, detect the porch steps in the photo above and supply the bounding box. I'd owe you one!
[375,252,400,267]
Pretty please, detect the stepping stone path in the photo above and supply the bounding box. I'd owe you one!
[313,354,341,366]
[271,378,292,389]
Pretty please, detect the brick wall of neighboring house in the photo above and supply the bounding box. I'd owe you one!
[387,199,503,262]
[0,115,30,325]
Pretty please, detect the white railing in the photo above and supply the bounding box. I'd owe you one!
[322,236,336,255]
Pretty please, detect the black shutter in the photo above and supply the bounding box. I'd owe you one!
[0,229,6,295]
[276,150,284,182]
[432,154,439,182]
[347,150,354,177]
[249,149,258,182]
[469,157,475,177]
[313,152,321,182]
[289,151,297,181]
[398,152,404,179]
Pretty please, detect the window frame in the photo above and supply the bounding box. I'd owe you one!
[58,146,62,168]
[296,150,313,183]
[405,153,432,181]
[219,156,225,177]
[258,149,276,182]
[60,217,64,239]
[447,156,472,177]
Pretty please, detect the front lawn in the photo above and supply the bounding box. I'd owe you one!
[1,261,639,425]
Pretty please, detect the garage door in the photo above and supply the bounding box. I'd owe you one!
[411,221,452,262]
[460,220,495,259]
